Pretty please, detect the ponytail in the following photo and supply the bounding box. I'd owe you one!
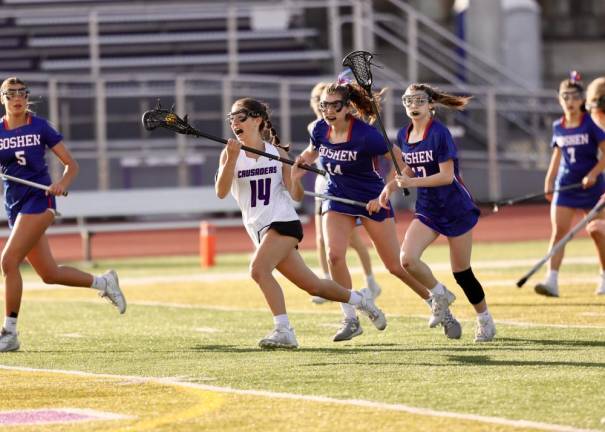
[407,83,471,113]
[324,82,386,125]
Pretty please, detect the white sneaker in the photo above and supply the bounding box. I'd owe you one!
[311,296,329,304]
[368,280,382,299]
[474,315,496,343]
[356,288,387,331]
[333,318,363,342]
[595,282,605,296]
[258,327,298,349]
[534,282,559,298]
[99,270,127,314]
[441,309,462,339]
[428,287,456,328]
[0,328,20,352]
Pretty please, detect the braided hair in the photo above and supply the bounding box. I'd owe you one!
[234,98,287,151]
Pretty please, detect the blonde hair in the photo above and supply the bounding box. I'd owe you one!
[1,76,27,91]
[1,76,33,114]
[586,77,605,113]
[310,82,328,118]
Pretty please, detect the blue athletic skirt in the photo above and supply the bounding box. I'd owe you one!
[416,207,479,237]
[554,181,604,209]
[321,199,394,222]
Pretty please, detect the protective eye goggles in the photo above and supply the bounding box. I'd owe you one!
[226,109,259,124]
[2,87,30,99]
[585,97,605,112]
[402,95,429,107]
[318,100,346,112]
[559,91,583,102]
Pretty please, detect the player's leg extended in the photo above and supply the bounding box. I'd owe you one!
[251,229,298,316]
[400,219,439,289]
[26,234,93,287]
[1,212,53,316]
[323,211,356,289]
[360,217,427,298]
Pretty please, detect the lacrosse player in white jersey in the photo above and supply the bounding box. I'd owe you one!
[215,97,387,349]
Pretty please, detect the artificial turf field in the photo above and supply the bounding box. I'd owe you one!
[0,238,604,431]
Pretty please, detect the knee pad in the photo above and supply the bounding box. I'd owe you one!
[453,267,485,305]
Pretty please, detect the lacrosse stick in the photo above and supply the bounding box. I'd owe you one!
[342,50,409,196]
[0,173,68,196]
[516,197,605,287]
[142,100,326,176]
[303,190,368,208]
[491,182,582,213]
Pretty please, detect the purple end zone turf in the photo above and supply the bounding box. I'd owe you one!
[0,409,120,425]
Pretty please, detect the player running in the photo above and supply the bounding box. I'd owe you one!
[298,82,461,342]
[380,83,496,342]
[0,77,125,353]
[215,97,386,349]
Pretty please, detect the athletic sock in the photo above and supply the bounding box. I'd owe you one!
[347,291,362,306]
[429,282,445,296]
[273,314,290,329]
[341,301,358,320]
[365,274,376,287]
[3,316,17,334]
[91,275,106,291]
[477,308,491,320]
[545,270,558,288]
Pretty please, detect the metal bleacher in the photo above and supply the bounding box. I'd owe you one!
[0,0,330,75]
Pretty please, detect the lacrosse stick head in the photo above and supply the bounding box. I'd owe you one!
[142,100,192,135]
[342,50,375,94]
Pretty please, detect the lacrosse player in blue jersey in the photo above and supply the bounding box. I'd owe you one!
[380,83,496,342]
[0,77,125,353]
[299,82,461,342]
[534,72,605,297]
[308,81,382,305]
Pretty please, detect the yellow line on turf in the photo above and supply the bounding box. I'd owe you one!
[0,365,600,432]
[114,384,225,431]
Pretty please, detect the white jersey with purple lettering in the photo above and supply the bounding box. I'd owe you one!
[551,113,605,208]
[230,142,299,245]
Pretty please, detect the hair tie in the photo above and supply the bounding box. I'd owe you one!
[569,70,581,84]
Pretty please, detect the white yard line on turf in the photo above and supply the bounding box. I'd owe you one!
[19,256,599,290]
[29,298,603,329]
[0,365,600,432]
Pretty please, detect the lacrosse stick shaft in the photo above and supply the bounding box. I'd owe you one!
[303,190,368,208]
[186,126,326,176]
[369,99,410,197]
[0,173,68,196]
[516,198,605,287]
[496,182,582,208]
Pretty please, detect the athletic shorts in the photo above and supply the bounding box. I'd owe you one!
[6,188,56,228]
[415,207,480,237]
[268,220,304,243]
